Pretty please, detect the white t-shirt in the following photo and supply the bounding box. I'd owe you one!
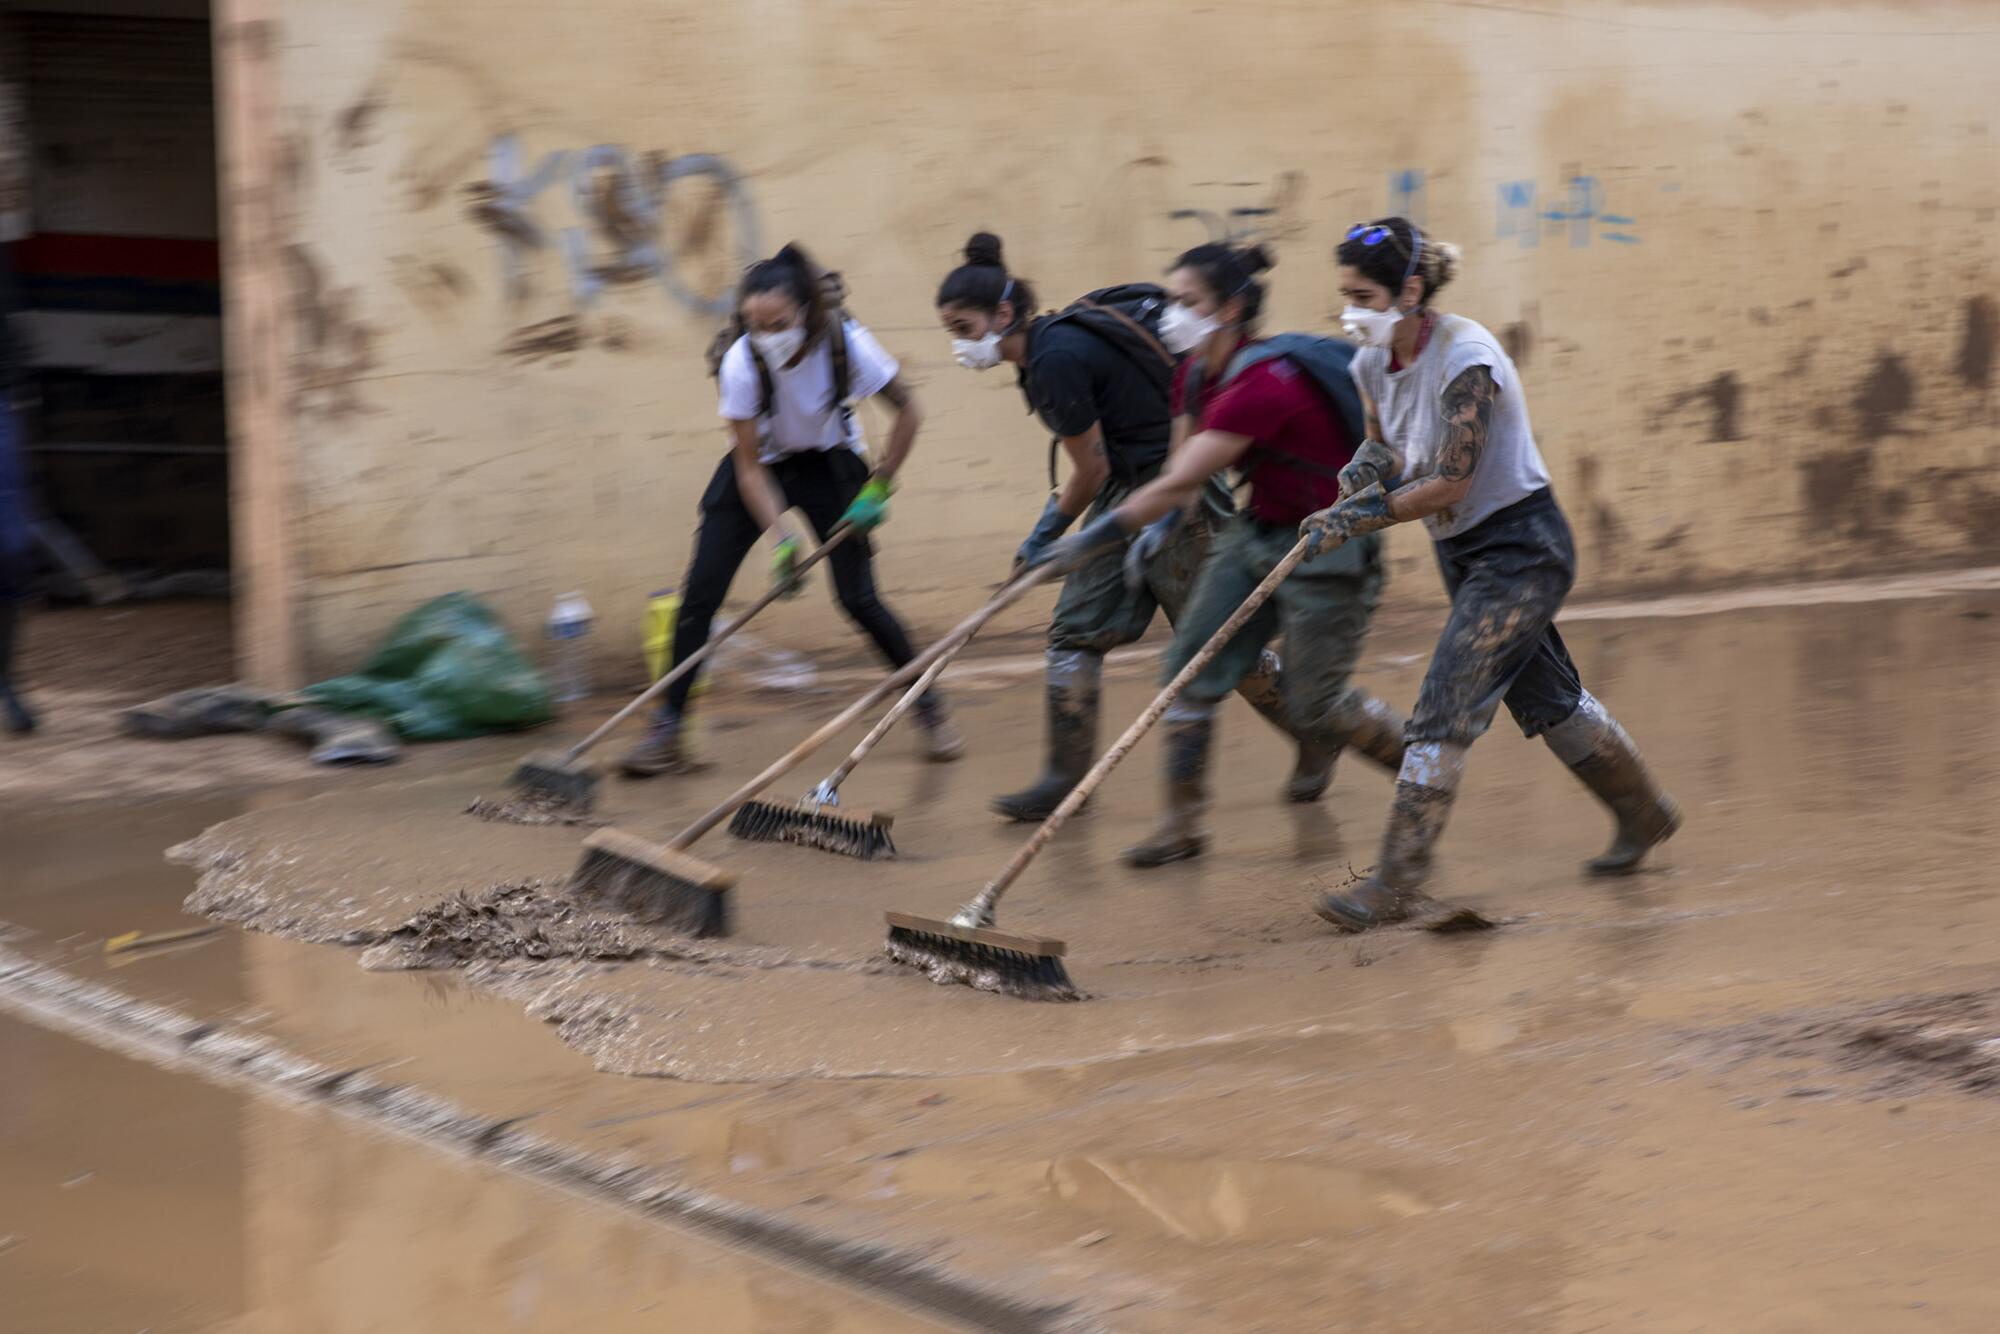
[1350,314,1551,541]
[716,319,900,463]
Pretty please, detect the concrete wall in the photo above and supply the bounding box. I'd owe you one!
[227,0,2000,682]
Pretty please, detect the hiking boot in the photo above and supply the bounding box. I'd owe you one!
[1543,692,1682,876]
[620,713,696,777]
[992,649,1101,822]
[1313,742,1463,932]
[913,694,966,763]
[1125,708,1213,867]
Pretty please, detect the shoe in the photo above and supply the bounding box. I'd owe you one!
[992,649,1100,821]
[1543,692,1681,876]
[620,714,695,777]
[1125,710,1213,867]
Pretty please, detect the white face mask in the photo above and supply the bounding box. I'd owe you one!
[1159,303,1219,355]
[751,326,806,365]
[1339,304,1404,349]
[952,332,1005,372]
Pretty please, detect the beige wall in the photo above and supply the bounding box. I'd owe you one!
[229,0,2000,682]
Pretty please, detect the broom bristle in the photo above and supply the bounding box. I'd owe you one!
[882,912,1078,1002]
[729,798,897,860]
[509,752,599,811]
[569,828,734,938]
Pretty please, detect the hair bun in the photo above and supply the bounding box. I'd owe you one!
[962,231,1006,269]
[1238,242,1276,275]
[1430,240,1462,285]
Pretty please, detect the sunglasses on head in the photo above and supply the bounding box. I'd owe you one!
[1346,222,1424,286]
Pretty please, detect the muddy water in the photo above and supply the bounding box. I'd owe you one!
[10,586,2000,1328]
[0,1012,945,1332]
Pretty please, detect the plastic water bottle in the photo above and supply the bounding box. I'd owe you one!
[547,592,594,704]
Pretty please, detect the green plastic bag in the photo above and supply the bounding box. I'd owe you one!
[300,591,555,741]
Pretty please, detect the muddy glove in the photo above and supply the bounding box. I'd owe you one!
[1013,496,1077,573]
[1122,510,1183,593]
[1031,510,1132,577]
[770,532,809,599]
[1299,483,1395,558]
[839,476,893,532]
[1338,439,1400,500]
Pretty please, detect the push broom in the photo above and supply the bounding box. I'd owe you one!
[726,631,968,859]
[885,525,1453,1001]
[508,524,859,810]
[568,564,1058,936]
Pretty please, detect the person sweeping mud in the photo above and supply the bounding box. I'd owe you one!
[936,232,1339,822]
[1298,217,1680,930]
[622,243,961,776]
[1021,242,1406,865]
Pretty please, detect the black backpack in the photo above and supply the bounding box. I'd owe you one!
[1030,284,1180,487]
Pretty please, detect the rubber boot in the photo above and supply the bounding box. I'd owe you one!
[913,692,967,763]
[1543,691,1681,876]
[1235,648,1337,803]
[1326,688,1407,774]
[620,708,696,777]
[1313,742,1465,932]
[1124,705,1213,867]
[991,648,1100,822]
[0,599,34,736]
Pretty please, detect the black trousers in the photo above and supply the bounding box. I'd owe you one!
[664,448,921,716]
[1408,488,1585,748]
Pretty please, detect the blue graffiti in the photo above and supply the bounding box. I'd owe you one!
[1496,174,1641,247]
[477,136,761,317]
[1387,168,1426,225]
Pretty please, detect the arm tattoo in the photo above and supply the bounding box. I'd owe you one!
[1436,365,1496,483]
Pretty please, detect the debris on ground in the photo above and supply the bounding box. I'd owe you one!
[1715,990,2000,1098]
[464,792,604,827]
[359,882,676,970]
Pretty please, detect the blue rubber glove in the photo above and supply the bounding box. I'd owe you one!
[1031,510,1133,577]
[1013,496,1077,573]
[1122,510,1183,593]
[1299,483,1395,559]
[840,476,893,532]
[1337,439,1401,500]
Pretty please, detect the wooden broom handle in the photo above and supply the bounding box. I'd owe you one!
[814,631,967,796]
[670,564,1057,847]
[958,532,1326,925]
[562,523,859,763]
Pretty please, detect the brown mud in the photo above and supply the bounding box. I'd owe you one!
[464,791,605,827]
[13,583,2000,1328]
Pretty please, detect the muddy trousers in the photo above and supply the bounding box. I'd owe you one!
[1124,518,1405,864]
[1354,488,1677,910]
[996,476,1325,820]
[661,449,928,719]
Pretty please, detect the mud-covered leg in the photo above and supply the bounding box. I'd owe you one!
[1123,701,1214,867]
[991,648,1102,822]
[1543,691,1682,875]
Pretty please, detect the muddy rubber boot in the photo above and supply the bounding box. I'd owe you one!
[0,601,33,736]
[913,693,967,763]
[620,710,695,778]
[1543,691,1681,876]
[1236,649,1340,804]
[991,649,1101,822]
[1313,742,1464,932]
[1327,688,1408,774]
[1124,707,1214,867]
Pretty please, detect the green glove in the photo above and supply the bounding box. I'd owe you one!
[840,477,893,532]
[770,534,808,599]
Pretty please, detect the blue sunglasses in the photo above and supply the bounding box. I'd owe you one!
[1346,222,1424,286]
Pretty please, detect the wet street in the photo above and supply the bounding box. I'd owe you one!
[5,579,2000,1330]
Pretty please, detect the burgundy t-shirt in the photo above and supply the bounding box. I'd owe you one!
[1171,349,1357,525]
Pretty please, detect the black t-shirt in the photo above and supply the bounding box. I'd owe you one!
[1018,317,1172,478]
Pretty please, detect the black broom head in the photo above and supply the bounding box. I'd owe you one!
[882,911,1078,1002]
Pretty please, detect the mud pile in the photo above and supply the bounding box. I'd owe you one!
[464,793,603,827]
[360,881,669,970]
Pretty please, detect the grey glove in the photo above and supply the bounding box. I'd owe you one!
[1014,496,1077,572]
[1032,511,1132,577]
[1122,510,1183,593]
[1338,439,1400,500]
[1299,483,1396,558]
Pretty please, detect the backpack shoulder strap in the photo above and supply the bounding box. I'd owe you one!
[745,338,777,419]
[1071,297,1175,371]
